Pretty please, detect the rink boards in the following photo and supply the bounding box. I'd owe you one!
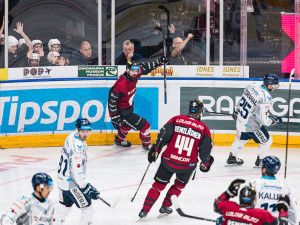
[0,78,299,148]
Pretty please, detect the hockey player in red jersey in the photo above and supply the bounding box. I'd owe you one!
[214,179,290,225]
[138,99,214,218]
[108,58,168,150]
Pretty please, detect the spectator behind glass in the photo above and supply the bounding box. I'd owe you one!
[8,22,31,67]
[115,40,143,65]
[48,38,70,65]
[70,41,98,65]
[170,34,193,65]
[28,53,40,67]
[31,40,48,66]
[47,51,67,66]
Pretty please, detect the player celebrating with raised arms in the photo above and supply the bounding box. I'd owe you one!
[250,156,298,225]
[227,73,282,167]
[108,57,168,150]
[138,99,214,219]
[0,173,55,225]
[214,179,290,225]
[55,118,100,225]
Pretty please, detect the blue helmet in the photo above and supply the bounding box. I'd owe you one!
[263,73,279,88]
[32,173,53,190]
[75,118,92,130]
[262,156,281,175]
[239,185,256,206]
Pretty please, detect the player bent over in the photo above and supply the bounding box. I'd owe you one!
[227,73,282,167]
[55,118,100,225]
[138,99,214,218]
[250,156,298,225]
[214,179,290,225]
[108,57,168,150]
[0,173,55,225]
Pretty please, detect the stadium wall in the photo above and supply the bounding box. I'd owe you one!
[0,78,299,149]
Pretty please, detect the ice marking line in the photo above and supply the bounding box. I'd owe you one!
[0,146,139,186]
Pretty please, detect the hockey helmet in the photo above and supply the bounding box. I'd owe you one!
[47,51,60,63]
[31,40,43,49]
[8,36,18,49]
[262,156,281,175]
[32,173,53,190]
[188,99,204,118]
[75,118,92,130]
[28,53,40,66]
[18,38,25,48]
[48,39,61,51]
[126,61,140,71]
[263,73,279,89]
[239,185,256,206]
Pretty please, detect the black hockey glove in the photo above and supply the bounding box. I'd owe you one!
[276,195,290,212]
[225,179,245,198]
[111,114,122,130]
[269,116,282,125]
[232,110,238,120]
[199,156,214,172]
[157,56,169,65]
[81,183,100,200]
[148,145,159,163]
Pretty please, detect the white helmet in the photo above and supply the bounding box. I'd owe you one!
[8,36,18,49]
[28,53,40,65]
[48,39,61,51]
[1,34,4,39]
[31,40,43,49]
[18,38,25,48]
[47,51,60,62]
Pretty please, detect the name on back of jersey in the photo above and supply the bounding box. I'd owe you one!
[174,125,201,140]
[244,88,258,106]
[176,118,205,130]
[225,211,259,223]
[258,192,281,200]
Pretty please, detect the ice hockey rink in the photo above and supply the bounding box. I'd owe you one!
[0,145,299,225]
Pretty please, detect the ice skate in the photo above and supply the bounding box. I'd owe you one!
[137,209,148,221]
[254,156,262,168]
[158,205,173,218]
[114,136,131,147]
[225,153,244,167]
[142,144,150,152]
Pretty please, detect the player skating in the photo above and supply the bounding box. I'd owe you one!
[250,156,298,225]
[227,73,282,167]
[108,57,168,150]
[138,99,214,219]
[214,179,290,225]
[55,118,100,225]
[0,173,55,225]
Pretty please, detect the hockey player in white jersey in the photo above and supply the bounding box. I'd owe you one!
[250,156,298,225]
[226,73,282,166]
[0,173,55,225]
[55,118,100,225]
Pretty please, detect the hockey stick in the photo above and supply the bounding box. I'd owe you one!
[171,196,217,222]
[131,130,166,202]
[158,5,169,104]
[205,109,233,116]
[96,195,120,209]
[283,68,295,196]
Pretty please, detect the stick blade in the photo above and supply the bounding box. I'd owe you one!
[290,68,295,78]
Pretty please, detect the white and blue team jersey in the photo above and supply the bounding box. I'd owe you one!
[57,132,88,191]
[235,83,274,133]
[250,176,298,225]
[0,194,54,225]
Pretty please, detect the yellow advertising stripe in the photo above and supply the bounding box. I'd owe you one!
[0,133,299,149]
[0,68,8,81]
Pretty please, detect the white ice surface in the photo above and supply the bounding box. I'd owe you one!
[0,145,299,225]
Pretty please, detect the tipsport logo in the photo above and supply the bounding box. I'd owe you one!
[0,95,108,133]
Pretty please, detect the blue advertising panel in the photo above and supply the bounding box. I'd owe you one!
[0,87,158,134]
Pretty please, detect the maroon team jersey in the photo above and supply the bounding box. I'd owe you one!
[159,115,212,171]
[109,71,142,116]
[215,193,285,225]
